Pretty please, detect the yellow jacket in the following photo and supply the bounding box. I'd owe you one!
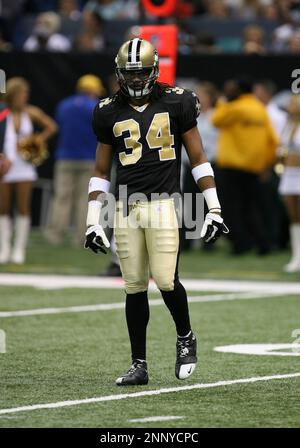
[211,94,279,174]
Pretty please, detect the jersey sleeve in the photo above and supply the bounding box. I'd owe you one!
[92,101,114,145]
[179,90,201,134]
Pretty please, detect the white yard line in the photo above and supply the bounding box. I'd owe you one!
[0,292,282,318]
[0,372,299,416]
[128,416,184,423]
[1,273,300,294]
[215,343,300,357]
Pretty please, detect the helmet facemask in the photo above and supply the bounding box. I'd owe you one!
[116,65,159,99]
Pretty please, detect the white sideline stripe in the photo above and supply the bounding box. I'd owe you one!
[0,292,280,318]
[0,372,299,416]
[129,416,184,423]
[1,273,300,294]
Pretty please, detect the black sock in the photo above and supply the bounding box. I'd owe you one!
[125,291,149,361]
[160,281,191,336]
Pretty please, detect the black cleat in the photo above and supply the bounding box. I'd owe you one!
[116,360,149,386]
[175,332,197,380]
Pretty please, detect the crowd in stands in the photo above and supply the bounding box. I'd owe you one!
[1,0,300,53]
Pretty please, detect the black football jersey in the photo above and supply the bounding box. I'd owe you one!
[92,86,200,200]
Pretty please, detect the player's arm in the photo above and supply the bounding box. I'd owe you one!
[84,142,113,254]
[182,126,217,195]
[89,142,113,201]
[182,125,229,243]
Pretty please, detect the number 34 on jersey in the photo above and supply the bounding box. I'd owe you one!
[113,112,175,166]
[92,87,200,198]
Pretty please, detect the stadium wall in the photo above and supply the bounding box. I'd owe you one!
[1,52,297,115]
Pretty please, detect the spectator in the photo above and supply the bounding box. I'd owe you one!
[278,94,300,272]
[0,77,57,264]
[203,0,229,18]
[232,0,263,19]
[254,80,288,250]
[254,80,287,134]
[192,32,221,53]
[196,82,220,163]
[272,13,300,52]
[276,0,300,22]
[23,12,72,52]
[83,0,140,20]
[260,2,280,21]
[288,30,300,52]
[45,74,105,247]
[243,24,266,54]
[212,77,279,255]
[58,0,82,20]
[224,0,297,21]
[74,11,105,51]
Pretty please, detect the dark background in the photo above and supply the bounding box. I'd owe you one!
[1,52,297,117]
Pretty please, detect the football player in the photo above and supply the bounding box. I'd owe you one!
[85,38,228,386]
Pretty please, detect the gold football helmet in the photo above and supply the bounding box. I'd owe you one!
[115,38,159,99]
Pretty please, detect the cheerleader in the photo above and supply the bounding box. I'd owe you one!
[279,94,300,272]
[0,77,57,264]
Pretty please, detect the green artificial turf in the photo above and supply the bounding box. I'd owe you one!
[0,287,299,428]
[0,230,299,282]
[0,231,299,427]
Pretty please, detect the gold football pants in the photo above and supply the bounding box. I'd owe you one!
[114,198,179,294]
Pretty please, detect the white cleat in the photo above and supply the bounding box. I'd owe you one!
[177,363,196,380]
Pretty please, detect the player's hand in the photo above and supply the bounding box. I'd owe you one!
[84,225,110,254]
[201,212,229,244]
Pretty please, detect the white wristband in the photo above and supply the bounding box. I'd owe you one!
[86,200,102,226]
[203,188,221,211]
[88,177,111,194]
[192,162,214,183]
